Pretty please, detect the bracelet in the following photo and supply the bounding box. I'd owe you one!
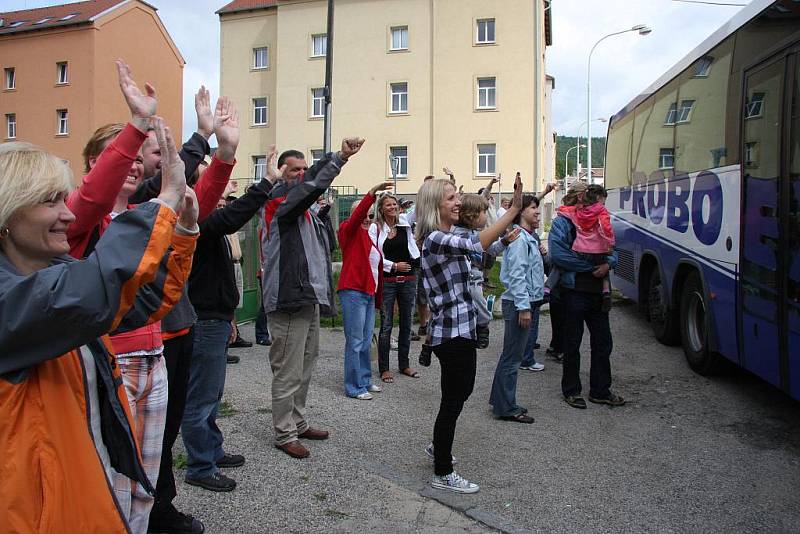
[175,222,200,236]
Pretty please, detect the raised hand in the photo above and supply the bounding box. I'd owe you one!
[116,59,156,132]
[215,98,239,163]
[265,145,284,183]
[152,116,186,212]
[442,166,453,177]
[177,187,199,232]
[511,172,523,210]
[502,227,522,245]
[195,86,214,139]
[340,137,365,160]
[369,181,394,195]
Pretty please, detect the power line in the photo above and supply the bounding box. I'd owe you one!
[672,0,748,6]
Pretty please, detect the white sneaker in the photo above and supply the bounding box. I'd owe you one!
[431,471,479,494]
[368,384,382,393]
[424,443,457,465]
[520,362,545,372]
[355,392,373,400]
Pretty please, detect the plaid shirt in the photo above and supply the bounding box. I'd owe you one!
[421,229,485,347]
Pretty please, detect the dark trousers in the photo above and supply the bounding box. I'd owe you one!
[256,277,270,342]
[432,337,477,476]
[548,289,566,353]
[561,290,613,398]
[378,279,416,373]
[150,328,194,517]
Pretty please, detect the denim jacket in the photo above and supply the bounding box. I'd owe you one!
[500,225,545,310]
[548,215,618,290]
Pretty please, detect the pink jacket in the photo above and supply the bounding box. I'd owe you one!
[556,203,615,254]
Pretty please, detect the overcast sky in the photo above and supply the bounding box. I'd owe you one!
[6,0,753,141]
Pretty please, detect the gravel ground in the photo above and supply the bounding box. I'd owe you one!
[172,300,800,533]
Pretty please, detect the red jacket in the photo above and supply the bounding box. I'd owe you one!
[336,192,383,307]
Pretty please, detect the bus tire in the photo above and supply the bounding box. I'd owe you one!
[647,268,680,346]
[680,271,721,375]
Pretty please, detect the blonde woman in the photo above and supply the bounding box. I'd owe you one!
[415,175,522,494]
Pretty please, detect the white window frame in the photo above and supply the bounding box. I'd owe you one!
[659,148,675,169]
[310,149,324,165]
[57,109,68,135]
[390,82,408,114]
[311,34,327,57]
[6,114,16,139]
[57,62,68,85]
[34,17,53,25]
[745,92,765,119]
[253,47,269,70]
[477,77,496,109]
[476,18,496,44]
[676,99,694,123]
[693,56,713,77]
[664,103,677,125]
[477,143,496,176]
[252,155,267,180]
[252,97,268,126]
[744,142,758,167]
[311,88,325,118]
[389,146,408,178]
[5,68,15,90]
[390,26,408,51]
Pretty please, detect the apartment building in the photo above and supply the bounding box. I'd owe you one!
[0,0,184,181]
[217,0,553,195]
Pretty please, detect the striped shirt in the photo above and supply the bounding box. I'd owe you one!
[421,229,485,347]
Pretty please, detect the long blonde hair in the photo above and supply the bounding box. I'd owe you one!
[414,179,454,248]
[374,193,398,231]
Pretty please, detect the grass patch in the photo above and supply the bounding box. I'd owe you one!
[173,452,187,469]
[218,401,237,418]
[256,407,272,414]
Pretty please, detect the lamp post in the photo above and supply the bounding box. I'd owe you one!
[576,117,607,178]
[587,24,651,184]
[564,144,585,188]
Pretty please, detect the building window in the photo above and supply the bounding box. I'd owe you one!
[744,142,758,167]
[664,103,678,125]
[253,155,267,179]
[60,13,78,21]
[6,114,16,139]
[659,148,675,169]
[477,77,496,109]
[389,146,408,177]
[390,26,408,50]
[253,47,268,69]
[4,68,15,90]
[57,109,68,135]
[252,98,267,125]
[390,82,408,113]
[476,18,495,44]
[311,88,325,118]
[57,62,68,84]
[34,17,53,25]
[745,92,765,119]
[693,56,713,77]
[676,99,694,123]
[311,149,324,165]
[9,21,26,28]
[477,143,496,175]
[311,34,327,57]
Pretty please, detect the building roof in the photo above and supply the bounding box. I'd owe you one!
[216,0,277,15]
[0,0,155,36]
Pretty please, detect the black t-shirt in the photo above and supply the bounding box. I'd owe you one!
[382,226,413,264]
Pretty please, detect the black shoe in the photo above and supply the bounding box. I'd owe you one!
[148,505,205,534]
[588,393,626,406]
[216,453,245,468]
[418,343,432,367]
[564,395,587,409]
[229,335,252,348]
[417,325,427,336]
[226,355,240,364]
[185,471,236,492]
[476,324,490,350]
[498,413,535,424]
[534,343,541,349]
[256,338,272,346]
[411,332,421,341]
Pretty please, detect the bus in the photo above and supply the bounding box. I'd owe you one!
[604,0,800,400]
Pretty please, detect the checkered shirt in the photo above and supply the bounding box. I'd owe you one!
[421,230,485,347]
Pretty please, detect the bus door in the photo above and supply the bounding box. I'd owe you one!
[740,50,800,398]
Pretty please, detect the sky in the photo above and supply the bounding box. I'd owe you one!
[4,0,754,141]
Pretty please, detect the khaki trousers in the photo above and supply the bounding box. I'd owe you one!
[268,304,320,445]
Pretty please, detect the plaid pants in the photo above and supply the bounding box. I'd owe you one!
[112,354,168,534]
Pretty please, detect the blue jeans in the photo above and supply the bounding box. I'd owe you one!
[489,299,529,417]
[520,303,542,367]
[182,318,232,479]
[339,289,376,397]
[378,279,416,373]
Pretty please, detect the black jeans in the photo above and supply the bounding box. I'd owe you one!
[150,328,194,517]
[561,290,613,399]
[378,279,416,373]
[432,337,477,476]
[256,277,270,342]
[548,289,566,353]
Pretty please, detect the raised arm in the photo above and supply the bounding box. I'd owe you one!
[194,97,238,221]
[481,175,499,200]
[339,181,391,247]
[477,173,522,250]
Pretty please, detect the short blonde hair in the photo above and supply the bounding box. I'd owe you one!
[458,193,488,228]
[0,142,74,230]
[414,178,454,248]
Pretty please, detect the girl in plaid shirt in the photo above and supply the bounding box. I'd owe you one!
[415,175,522,494]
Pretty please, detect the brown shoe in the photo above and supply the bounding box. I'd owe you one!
[298,427,329,440]
[275,440,310,459]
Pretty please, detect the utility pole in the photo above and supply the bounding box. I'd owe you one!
[323,0,334,153]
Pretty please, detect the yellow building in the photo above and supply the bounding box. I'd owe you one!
[217,0,552,195]
[0,0,184,182]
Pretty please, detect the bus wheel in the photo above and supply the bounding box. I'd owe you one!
[647,268,680,345]
[680,271,720,375]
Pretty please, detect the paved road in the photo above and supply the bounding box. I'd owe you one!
[173,300,800,533]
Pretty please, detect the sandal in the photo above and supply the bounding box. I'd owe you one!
[381,372,394,383]
[498,413,535,424]
[401,367,420,378]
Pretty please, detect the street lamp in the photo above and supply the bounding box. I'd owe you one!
[565,144,585,185]
[587,24,651,184]
[576,117,607,178]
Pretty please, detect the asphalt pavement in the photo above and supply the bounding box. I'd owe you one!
[172,299,800,533]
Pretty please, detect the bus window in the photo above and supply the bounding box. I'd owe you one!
[605,112,634,189]
[631,79,678,184]
[675,38,734,174]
